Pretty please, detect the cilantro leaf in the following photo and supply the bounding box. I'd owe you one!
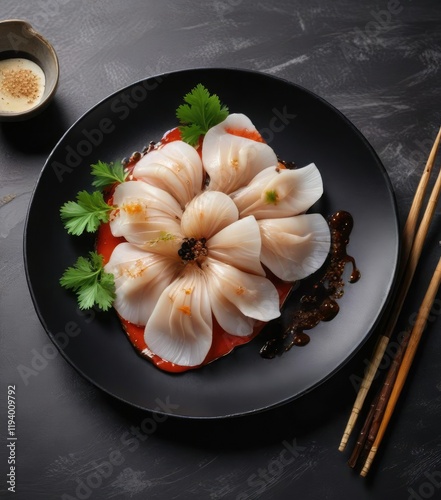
[60,190,114,236]
[179,123,204,147]
[176,84,229,146]
[60,251,115,311]
[91,160,128,189]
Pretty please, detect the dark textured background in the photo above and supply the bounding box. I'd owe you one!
[1,1,441,499]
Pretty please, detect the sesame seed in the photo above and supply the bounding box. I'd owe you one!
[0,59,45,112]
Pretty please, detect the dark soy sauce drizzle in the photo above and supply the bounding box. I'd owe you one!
[260,210,361,358]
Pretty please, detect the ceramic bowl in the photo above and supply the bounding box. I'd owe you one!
[0,19,59,121]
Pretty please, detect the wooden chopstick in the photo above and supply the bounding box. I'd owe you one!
[339,126,441,452]
[400,126,441,271]
[347,386,381,468]
[360,255,441,476]
[347,330,410,468]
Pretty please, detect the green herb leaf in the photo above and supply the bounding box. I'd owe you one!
[179,123,204,147]
[60,190,114,236]
[60,251,115,311]
[265,189,279,205]
[148,231,177,246]
[91,160,128,189]
[176,84,229,146]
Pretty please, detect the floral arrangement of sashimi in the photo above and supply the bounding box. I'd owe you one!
[60,84,331,372]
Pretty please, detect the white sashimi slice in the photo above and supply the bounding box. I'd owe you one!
[230,163,323,219]
[133,141,203,208]
[145,264,212,366]
[180,191,239,240]
[110,180,183,255]
[258,214,331,282]
[202,258,280,336]
[202,113,278,194]
[207,215,265,276]
[105,243,179,326]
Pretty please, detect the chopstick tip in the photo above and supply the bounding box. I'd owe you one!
[360,447,376,477]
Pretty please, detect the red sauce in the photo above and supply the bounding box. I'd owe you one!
[160,127,183,145]
[97,125,293,373]
[96,220,124,263]
[96,221,292,373]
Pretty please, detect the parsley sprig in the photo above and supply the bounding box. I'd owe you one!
[60,190,114,236]
[60,251,115,311]
[59,160,128,310]
[91,160,128,189]
[60,161,127,236]
[176,84,229,146]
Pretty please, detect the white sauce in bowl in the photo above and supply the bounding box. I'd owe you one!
[0,58,46,113]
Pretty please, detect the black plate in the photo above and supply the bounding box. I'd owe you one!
[24,68,399,418]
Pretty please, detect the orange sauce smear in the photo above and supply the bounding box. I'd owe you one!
[97,125,293,373]
[225,127,265,143]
